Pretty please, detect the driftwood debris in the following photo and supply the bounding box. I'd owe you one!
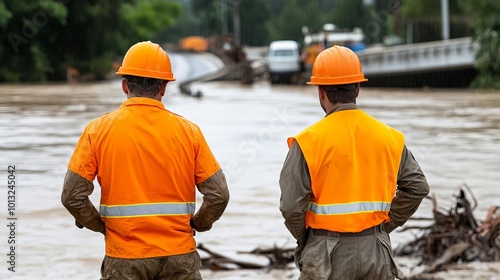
[196,184,499,277]
[197,243,295,271]
[238,246,295,268]
[395,184,500,277]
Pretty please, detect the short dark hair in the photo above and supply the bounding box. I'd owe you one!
[320,83,358,104]
[124,76,166,98]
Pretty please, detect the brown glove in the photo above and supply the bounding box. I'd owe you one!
[384,221,398,234]
[190,218,211,233]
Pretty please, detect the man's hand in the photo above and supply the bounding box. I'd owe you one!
[190,218,211,232]
[75,220,106,236]
[384,221,398,234]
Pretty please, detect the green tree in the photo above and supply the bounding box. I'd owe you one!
[240,0,270,46]
[268,0,331,44]
[401,0,472,43]
[366,0,401,44]
[155,0,201,45]
[0,0,67,82]
[330,0,371,31]
[0,1,13,27]
[191,0,222,36]
[173,0,271,46]
[462,0,500,89]
[0,0,180,82]
[268,0,305,42]
[122,0,180,40]
[58,0,180,80]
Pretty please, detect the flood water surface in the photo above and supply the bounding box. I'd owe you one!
[0,79,499,280]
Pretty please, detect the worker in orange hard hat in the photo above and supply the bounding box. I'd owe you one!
[301,42,324,78]
[279,45,429,280]
[62,41,229,280]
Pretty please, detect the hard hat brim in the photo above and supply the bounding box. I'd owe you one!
[307,74,367,85]
[116,66,176,81]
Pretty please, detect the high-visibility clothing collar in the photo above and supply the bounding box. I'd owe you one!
[326,103,358,116]
[120,97,166,110]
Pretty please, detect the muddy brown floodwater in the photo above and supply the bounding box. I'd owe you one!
[0,80,499,280]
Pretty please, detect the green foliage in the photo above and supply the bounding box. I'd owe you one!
[267,0,306,42]
[29,43,53,81]
[400,0,473,43]
[0,0,67,82]
[402,0,440,18]
[0,1,13,27]
[240,0,270,46]
[190,0,223,36]
[330,0,371,31]
[1,0,495,88]
[0,0,181,82]
[267,0,335,44]
[154,1,200,45]
[167,0,270,46]
[465,0,500,89]
[122,0,180,40]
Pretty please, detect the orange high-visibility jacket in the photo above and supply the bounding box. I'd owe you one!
[288,108,405,232]
[68,97,220,258]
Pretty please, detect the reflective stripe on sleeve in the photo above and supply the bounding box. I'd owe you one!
[100,202,196,218]
[308,201,391,215]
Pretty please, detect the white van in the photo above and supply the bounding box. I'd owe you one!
[267,40,302,84]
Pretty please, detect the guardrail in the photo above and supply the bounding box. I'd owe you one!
[357,37,477,76]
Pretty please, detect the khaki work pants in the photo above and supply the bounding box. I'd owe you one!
[100,251,202,280]
[296,228,403,280]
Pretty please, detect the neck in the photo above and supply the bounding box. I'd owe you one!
[128,94,162,102]
[326,102,356,115]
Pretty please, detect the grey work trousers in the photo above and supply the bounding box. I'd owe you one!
[100,251,202,280]
[296,228,403,280]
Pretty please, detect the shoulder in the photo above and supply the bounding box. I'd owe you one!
[167,110,204,135]
[85,110,119,133]
[360,110,405,135]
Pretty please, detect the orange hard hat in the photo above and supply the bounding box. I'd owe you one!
[116,41,176,81]
[307,45,367,85]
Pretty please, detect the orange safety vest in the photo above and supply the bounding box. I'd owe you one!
[288,109,404,232]
[68,97,220,258]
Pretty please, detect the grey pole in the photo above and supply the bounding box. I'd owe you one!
[441,0,450,40]
[233,0,241,47]
[221,0,228,36]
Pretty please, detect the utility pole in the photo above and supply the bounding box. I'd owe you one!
[221,0,228,36]
[441,0,450,40]
[232,0,241,48]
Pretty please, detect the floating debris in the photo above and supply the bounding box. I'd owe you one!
[198,243,295,271]
[395,184,500,279]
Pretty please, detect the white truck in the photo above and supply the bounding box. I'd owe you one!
[267,40,303,84]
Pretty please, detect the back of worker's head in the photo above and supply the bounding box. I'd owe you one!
[116,41,176,98]
[123,76,165,98]
[307,45,367,104]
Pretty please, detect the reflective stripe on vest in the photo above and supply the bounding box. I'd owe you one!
[309,201,391,215]
[100,202,195,218]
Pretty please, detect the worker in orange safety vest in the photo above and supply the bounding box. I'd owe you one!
[61,41,230,280]
[279,45,429,280]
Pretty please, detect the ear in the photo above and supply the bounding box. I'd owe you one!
[160,82,167,97]
[121,79,129,95]
[318,86,327,101]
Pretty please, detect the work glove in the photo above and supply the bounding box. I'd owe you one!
[384,220,398,234]
[294,229,309,270]
[190,218,211,233]
[75,220,106,236]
